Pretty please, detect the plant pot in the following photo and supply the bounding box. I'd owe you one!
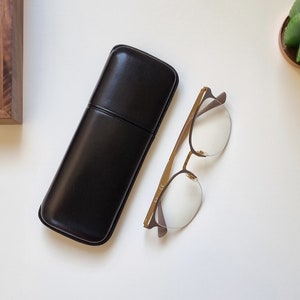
[279,16,300,68]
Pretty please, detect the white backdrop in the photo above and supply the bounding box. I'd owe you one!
[0,0,299,299]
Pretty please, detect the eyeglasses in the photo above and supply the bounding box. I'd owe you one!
[143,87,232,237]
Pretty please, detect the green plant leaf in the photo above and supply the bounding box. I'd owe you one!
[297,44,300,62]
[284,13,300,47]
[290,0,300,18]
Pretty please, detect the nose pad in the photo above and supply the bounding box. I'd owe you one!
[186,172,197,180]
[195,150,206,157]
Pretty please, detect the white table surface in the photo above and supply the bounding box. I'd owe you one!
[1,0,299,299]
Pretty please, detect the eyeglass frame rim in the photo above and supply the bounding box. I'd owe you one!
[150,168,202,229]
[143,86,228,233]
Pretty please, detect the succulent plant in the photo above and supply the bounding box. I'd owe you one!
[284,0,300,62]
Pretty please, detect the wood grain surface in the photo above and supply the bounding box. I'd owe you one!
[0,0,23,124]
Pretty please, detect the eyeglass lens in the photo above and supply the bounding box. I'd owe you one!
[191,96,231,156]
[155,96,231,230]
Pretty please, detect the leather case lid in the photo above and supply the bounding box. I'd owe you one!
[90,45,178,133]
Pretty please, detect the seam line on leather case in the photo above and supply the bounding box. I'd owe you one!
[89,104,153,134]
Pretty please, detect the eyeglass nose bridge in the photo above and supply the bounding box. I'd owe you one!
[182,149,205,175]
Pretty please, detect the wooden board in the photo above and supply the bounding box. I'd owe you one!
[0,0,23,124]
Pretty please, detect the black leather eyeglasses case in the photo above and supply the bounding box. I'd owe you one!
[38,45,178,245]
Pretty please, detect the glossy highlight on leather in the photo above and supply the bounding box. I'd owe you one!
[38,45,178,245]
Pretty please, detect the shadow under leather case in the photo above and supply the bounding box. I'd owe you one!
[38,45,178,245]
